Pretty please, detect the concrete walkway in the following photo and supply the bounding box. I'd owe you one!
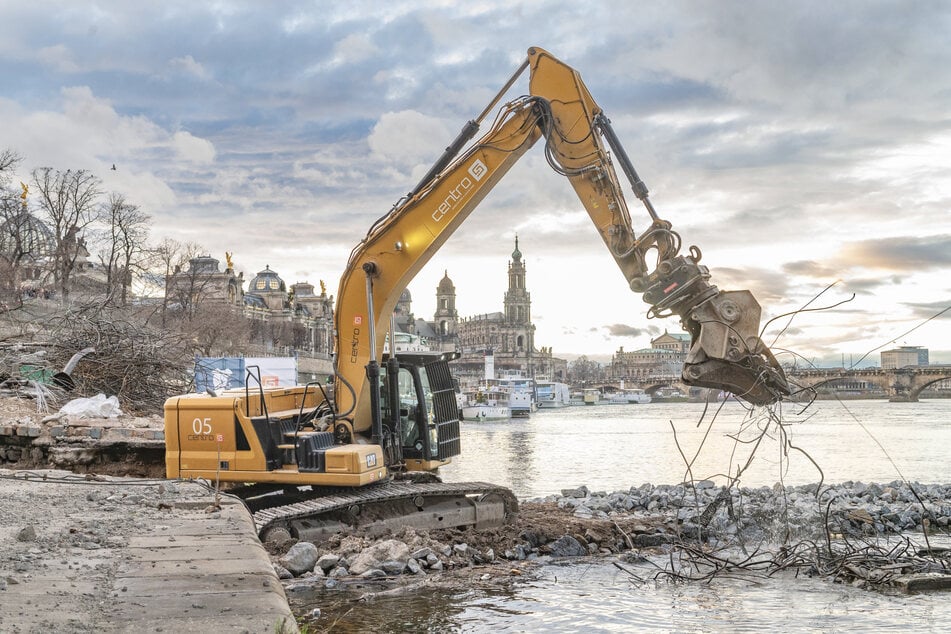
[0,469,297,633]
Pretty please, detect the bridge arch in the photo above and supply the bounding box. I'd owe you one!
[787,367,951,402]
[902,375,951,402]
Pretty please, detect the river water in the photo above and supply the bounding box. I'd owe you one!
[299,399,951,632]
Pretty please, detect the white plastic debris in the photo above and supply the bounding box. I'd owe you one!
[58,394,124,419]
[211,368,233,391]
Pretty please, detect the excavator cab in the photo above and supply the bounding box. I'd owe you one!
[378,352,462,472]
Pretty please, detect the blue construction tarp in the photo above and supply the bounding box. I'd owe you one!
[194,357,298,393]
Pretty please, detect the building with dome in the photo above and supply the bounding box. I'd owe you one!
[245,265,286,310]
[166,254,243,310]
[0,211,56,290]
[167,256,334,364]
[433,271,458,337]
[0,210,98,297]
[608,331,691,382]
[167,240,569,385]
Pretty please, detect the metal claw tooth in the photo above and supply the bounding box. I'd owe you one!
[683,358,789,406]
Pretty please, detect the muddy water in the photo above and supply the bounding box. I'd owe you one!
[296,399,951,632]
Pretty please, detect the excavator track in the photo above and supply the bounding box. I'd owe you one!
[248,480,519,543]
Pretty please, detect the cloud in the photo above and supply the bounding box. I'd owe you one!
[782,260,839,278]
[902,301,951,322]
[2,1,951,361]
[367,110,451,169]
[168,55,211,81]
[172,131,216,164]
[840,277,904,296]
[604,324,647,338]
[704,266,791,305]
[332,34,379,65]
[37,44,80,73]
[838,235,951,270]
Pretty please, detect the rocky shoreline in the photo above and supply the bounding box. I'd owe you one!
[274,479,951,623]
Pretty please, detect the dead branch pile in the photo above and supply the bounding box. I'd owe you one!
[654,384,951,594]
[651,530,951,593]
[41,304,193,413]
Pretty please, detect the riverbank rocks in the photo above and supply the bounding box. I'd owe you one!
[546,534,587,557]
[534,480,951,541]
[273,480,951,595]
[348,539,410,575]
[280,541,320,576]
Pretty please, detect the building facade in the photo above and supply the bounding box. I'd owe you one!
[0,209,100,298]
[399,238,567,384]
[881,346,929,369]
[609,331,690,381]
[167,256,334,358]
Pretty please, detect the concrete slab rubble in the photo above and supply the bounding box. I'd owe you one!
[0,469,298,633]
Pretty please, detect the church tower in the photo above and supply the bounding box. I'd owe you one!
[503,236,535,354]
[504,237,531,325]
[434,270,458,336]
[394,288,415,334]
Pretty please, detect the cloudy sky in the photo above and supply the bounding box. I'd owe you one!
[2,1,949,366]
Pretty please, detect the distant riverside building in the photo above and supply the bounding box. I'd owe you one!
[652,331,691,354]
[0,210,100,297]
[167,256,334,357]
[394,237,568,383]
[609,331,690,381]
[881,346,929,369]
[166,254,243,308]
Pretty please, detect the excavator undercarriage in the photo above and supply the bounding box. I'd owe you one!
[238,479,518,545]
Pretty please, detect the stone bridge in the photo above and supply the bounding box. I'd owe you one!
[787,366,951,402]
[598,366,951,402]
[596,376,690,397]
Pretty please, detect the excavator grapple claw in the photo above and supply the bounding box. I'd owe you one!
[683,356,790,406]
[636,250,789,406]
[678,289,790,405]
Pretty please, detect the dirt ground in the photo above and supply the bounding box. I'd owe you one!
[0,395,46,419]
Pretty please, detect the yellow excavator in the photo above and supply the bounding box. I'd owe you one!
[164,47,790,542]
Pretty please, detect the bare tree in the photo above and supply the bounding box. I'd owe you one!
[0,149,21,186]
[31,168,102,302]
[98,193,150,306]
[0,194,34,305]
[0,151,33,306]
[568,355,603,385]
[148,238,204,327]
[184,301,252,357]
[44,302,195,413]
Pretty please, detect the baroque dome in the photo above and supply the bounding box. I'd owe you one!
[249,265,285,292]
[0,212,55,258]
[437,270,454,293]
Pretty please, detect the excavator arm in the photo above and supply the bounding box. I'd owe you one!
[334,46,789,433]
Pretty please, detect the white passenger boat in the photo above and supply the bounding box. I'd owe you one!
[460,387,511,421]
[493,375,537,417]
[582,388,601,406]
[535,381,571,409]
[605,389,652,404]
[507,387,536,417]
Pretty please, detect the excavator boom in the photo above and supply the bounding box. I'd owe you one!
[335,46,789,425]
[165,45,790,543]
